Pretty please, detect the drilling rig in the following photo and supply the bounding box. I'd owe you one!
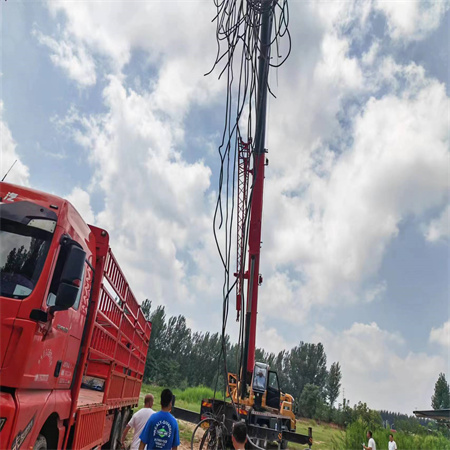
[173,1,313,448]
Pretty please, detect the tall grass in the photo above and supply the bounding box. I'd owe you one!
[176,386,215,404]
[331,420,450,450]
[139,383,214,413]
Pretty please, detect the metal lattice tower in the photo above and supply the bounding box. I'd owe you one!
[235,138,251,320]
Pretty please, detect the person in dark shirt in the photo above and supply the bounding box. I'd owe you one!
[139,389,180,450]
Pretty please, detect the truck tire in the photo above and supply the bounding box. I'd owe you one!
[112,411,123,450]
[33,434,47,450]
[121,407,132,430]
[103,411,122,450]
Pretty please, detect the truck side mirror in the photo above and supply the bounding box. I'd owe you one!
[53,245,86,312]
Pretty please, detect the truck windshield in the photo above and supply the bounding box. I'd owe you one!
[0,220,53,299]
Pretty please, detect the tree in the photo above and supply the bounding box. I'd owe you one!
[298,384,322,418]
[353,401,382,429]
[141,299,152,321]
[431,373,450,409]
[285,342,328,408]
[326,361,341,407]
[144,305,167,382]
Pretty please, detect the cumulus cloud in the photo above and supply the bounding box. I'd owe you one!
[312,322,446,412]
[37,0,449,363]
[66,187,95,224]
[57,75,215,313]
[33,29,96,87]
[42,2,218,81]
[258,321,292,356]
[375,1,449,41]
[262,62,449,313]
[34,0,236,324]
[425,205,449,242]
[0,102,30,186]
[429,321,450,349]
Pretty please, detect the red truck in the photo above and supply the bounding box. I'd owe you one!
[0,182,152,450]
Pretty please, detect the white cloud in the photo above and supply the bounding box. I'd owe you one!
[0,102,30,186]
[57,75,215,313]
[375,1,449,41]
[34,2,230,329]
[33,29,96,87]
[258,321,292,356]
[262,66,449,312]
[38,0,449,350]
[312,322,446,413]
[429,321,450,349]
[425,205,449,242]
[42,2,218,79]
[66,187,95,224]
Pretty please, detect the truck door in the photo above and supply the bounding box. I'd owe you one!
[17,234,89,390]
[266,371,281,410]
[45,244,93,388]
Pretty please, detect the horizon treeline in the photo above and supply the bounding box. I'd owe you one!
[141,300,341,415]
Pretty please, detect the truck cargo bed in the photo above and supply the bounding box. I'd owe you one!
[77,388,104,408]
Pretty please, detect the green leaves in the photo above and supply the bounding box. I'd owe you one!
[327,362,342,407]
[431,372,450,410]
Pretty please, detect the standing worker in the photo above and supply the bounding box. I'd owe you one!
[122,394,155,449]
[139,389,180,450]
[363,430,376,450]
[388,433,397,450]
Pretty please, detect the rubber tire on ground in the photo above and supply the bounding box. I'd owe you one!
[105,410,122,450]
[33,434,47,450]
[121,407,132,431]
[199,423,220,450]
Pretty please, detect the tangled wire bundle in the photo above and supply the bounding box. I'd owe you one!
[208,0,292,405]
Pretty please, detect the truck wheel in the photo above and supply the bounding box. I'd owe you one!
[33,434,47,450]
[121,407,132,430]
[103,411,122,450]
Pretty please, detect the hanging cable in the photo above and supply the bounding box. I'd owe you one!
[208,0,291,408]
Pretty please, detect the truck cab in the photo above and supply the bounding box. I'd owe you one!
[0,183,96,448]
[0,182,151,450]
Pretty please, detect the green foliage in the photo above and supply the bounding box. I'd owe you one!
[141,299,152,321]
[142,302,332,405]
[315,401,332,422]
[432,373,450,409]
[288,342,328,408]
[379,409,430,430]
[139,384,214,413]
[334,422,450,450]
[290,418,344,450]
[396,418,427,435]
[299,384,323,418]
[176,386,215,404]
[326,362,341,407]
[353,401,382,429]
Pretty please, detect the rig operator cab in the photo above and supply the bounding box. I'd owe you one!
[227,362,296,432]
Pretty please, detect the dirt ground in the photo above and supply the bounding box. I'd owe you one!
[179,419,206,450]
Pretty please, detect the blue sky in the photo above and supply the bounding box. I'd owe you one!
[1,1,449,414]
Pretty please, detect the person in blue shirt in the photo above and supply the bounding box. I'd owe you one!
[139,389,180,450]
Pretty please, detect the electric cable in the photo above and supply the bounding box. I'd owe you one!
[208,0,291,418]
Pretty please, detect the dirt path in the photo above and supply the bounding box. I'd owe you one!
[178,419,206,450]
